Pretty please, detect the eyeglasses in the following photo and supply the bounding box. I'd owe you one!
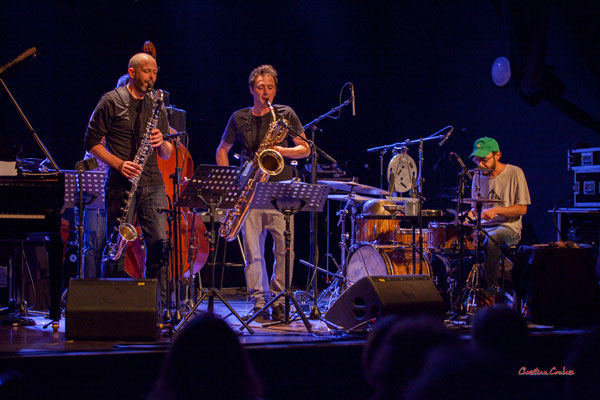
[472,154,494,164]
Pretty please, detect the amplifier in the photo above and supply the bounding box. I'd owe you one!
[574,167,600,206]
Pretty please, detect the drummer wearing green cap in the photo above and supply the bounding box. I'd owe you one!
[468,137,531,291]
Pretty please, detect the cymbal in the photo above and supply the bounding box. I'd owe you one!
[318,180,390,196]
[327,193,373,203]
[452,197,504,205]
[469,167,494,173]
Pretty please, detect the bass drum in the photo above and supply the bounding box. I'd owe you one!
[345,244,431,285]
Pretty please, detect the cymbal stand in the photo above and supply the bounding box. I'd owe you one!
[316,197,354,308]
[461,170,488,314]
[449,156,470,316]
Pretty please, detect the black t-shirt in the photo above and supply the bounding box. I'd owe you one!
[84,86,168,188]
[221,105,304,182]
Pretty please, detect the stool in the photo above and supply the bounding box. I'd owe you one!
[215,234,247,293]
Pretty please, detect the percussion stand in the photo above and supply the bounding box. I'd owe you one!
[450,162,470,315]
[316,196,355,306]
[366,127,453,276]
[173,165,253,334]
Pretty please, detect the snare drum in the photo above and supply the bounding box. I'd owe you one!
[345,244,431,284]
[394,227,430,248]
[356,215,399,244]
[356,215,430,246]
[428,222,476,251]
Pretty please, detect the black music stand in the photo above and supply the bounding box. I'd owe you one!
[65,168,106,279]
[244,181,330,333]
[173,164,254,334]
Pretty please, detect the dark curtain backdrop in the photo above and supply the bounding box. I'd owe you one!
[2,1,599,259]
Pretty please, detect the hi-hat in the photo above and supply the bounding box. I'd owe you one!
[318,180,390,196]
[327,193,373,202]
[452,197,504,205]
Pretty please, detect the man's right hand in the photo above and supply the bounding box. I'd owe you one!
[119,160,143,178]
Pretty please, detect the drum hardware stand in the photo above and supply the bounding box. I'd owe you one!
[245,182,330,332]
[367,126,453,276]
[299,258,348,311]
[458,169,503,314]
[173,165,254,334]
[449,152,472,316]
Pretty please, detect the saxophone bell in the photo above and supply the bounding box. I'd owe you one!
[257,148,285,176]
[108,222,138,260]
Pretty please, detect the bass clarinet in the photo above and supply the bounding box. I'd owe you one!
[106,88,164,260]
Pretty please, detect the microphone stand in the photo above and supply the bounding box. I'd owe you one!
[300,100,351,320]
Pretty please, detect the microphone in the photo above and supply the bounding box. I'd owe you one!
[450,152,472,180]
[438,126,453,146]
[163,132,185,140]
[0,47,38,75]
[350,83,356,116]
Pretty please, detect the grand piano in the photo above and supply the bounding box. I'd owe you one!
[0,172,65,322]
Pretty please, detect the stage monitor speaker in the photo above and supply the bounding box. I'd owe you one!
[324,275,445,330]
[66,278,159,340]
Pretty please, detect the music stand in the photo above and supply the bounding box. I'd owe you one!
[64,169,106,279]
[64,170,105,209]
[173,164,254,334]
[244,181,330,333]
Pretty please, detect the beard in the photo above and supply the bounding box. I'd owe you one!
[483,159,497,175]
[132,74,151,93]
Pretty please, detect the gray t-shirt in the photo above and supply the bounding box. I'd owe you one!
[471,164,531,235]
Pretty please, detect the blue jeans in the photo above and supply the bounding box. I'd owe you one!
[102,184,169,306]
[83,208,106,278]
[483,225,521,287]
[242,209,293,308]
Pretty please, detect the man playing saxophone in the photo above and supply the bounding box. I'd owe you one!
[216,65,310,322]
[84,52,172,307]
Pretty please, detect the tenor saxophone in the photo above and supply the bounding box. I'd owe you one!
[106,88,164,260]
[218,100,288,241]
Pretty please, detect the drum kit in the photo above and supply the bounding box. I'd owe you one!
[315,137,505,317]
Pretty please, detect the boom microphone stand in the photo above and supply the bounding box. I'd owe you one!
[301,96,352,319]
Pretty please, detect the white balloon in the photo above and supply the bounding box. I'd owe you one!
[491,56,511,86]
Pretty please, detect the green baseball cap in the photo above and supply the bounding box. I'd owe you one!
[470,137,499,158]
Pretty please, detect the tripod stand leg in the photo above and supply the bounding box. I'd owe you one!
[173,290,209,333]
[212,291,254,333]
[288,291,313,333]
[175,289,255,334]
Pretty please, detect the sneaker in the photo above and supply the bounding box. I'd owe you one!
[271,305,285,321]
[242,307,270,323]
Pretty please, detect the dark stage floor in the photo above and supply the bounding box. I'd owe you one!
[0,288,591,400]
